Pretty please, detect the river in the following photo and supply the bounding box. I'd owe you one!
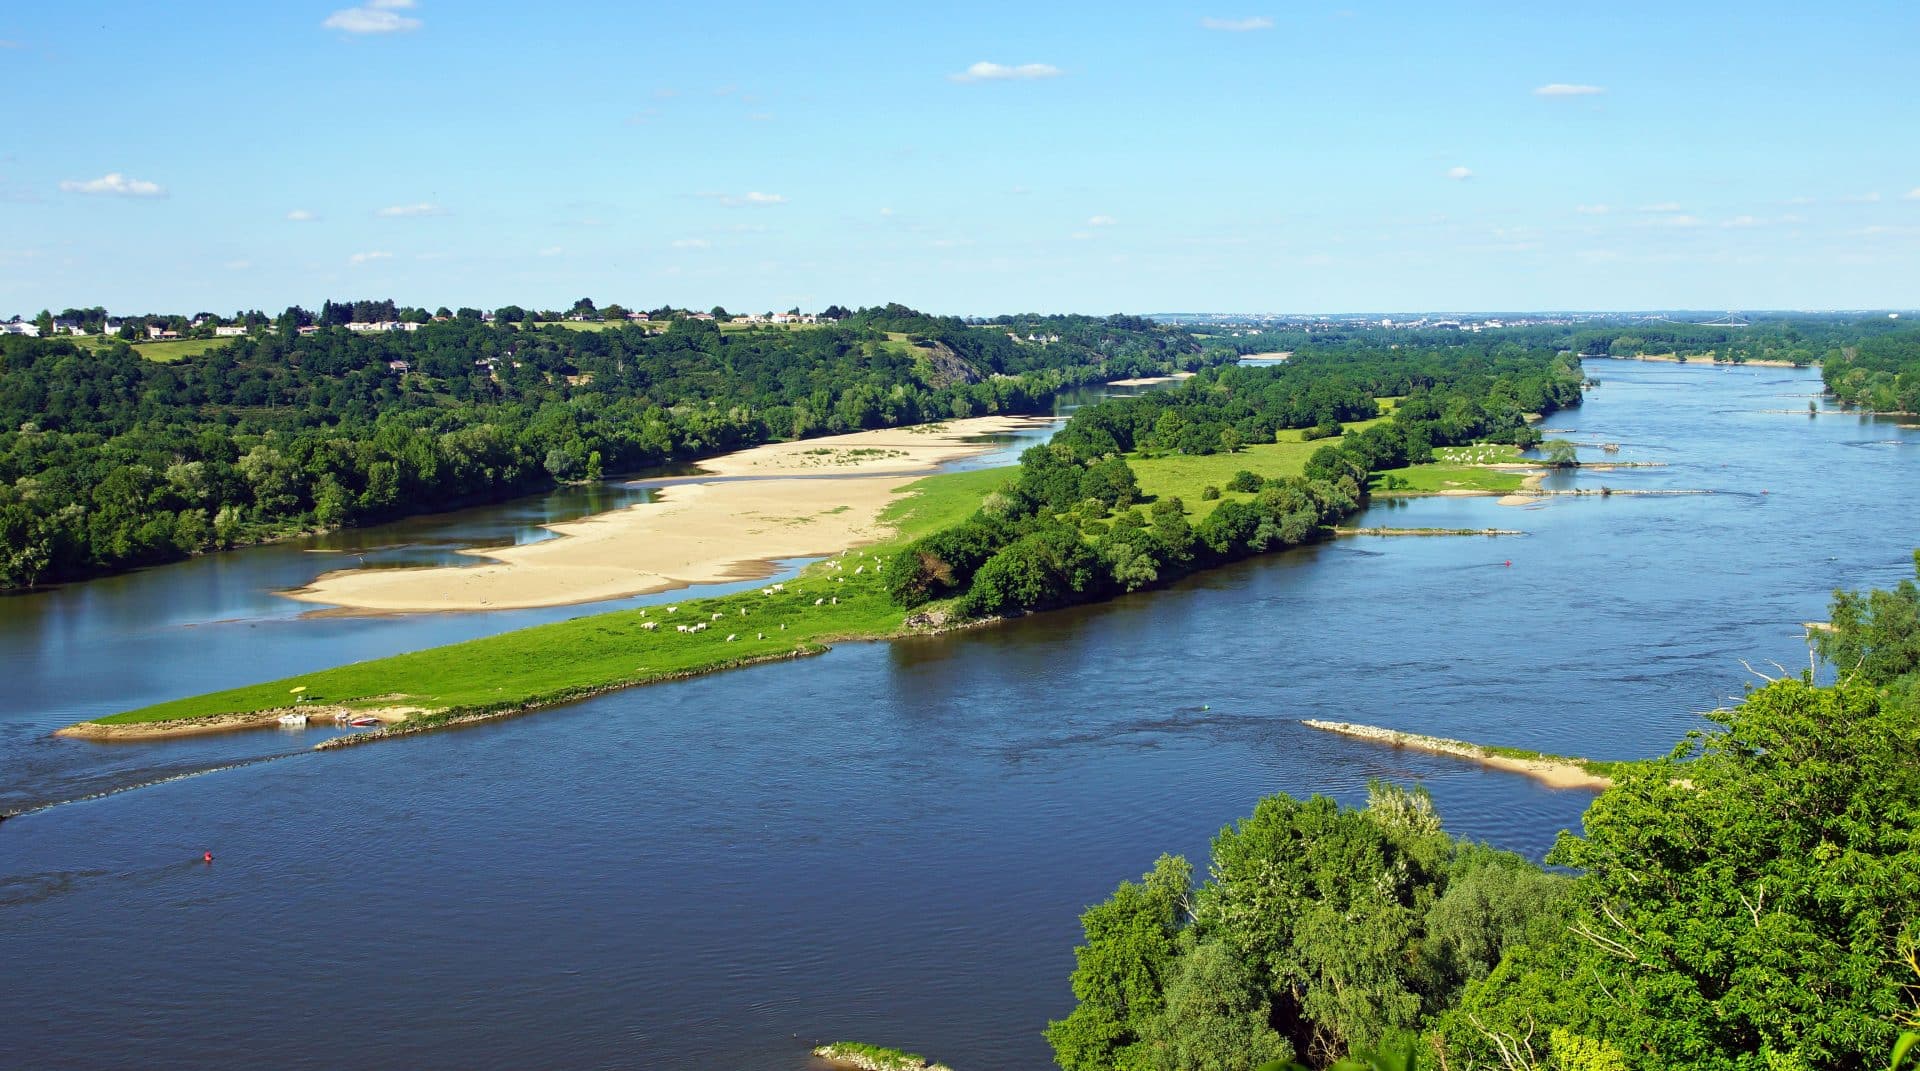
[2,361,1916,1070]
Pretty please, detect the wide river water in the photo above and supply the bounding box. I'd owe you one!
[3,361,1917,1069]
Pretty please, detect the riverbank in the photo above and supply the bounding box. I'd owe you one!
[1590,352,1811,369]
[281,416,1056,614]
[1301,720,1623,790]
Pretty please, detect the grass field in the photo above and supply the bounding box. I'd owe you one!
[73,335,236,363]
[1372,443,1531,495]
[1126,412,1391,518]
[86,465,1000,729]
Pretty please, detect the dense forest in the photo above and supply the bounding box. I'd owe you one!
[0,306,1217,591]
[1049,553,1920,1071]
[1823,331,1920,413]
[1570,317,1919,370]
[884,343,1584,620]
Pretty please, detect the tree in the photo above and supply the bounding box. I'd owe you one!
[1442,678,1920,1071]
[1047,855,1193,1071]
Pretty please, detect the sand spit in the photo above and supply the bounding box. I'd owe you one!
[1107,371,1196,387]
[56,704,413,741]
[1302,719,1614,791]
[1333,526,1524,537]
[282,417,1052,614]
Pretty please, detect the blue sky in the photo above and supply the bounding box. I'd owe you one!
[4,1,1918,316]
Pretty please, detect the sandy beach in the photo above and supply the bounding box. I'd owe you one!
[281,416,1054,614]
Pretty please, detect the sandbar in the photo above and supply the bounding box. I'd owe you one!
[1107,371,1196,387]
[1302,719,1614,791]
[280,416,1054,614]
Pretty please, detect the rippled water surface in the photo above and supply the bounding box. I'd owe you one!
[3,361,1917,1070]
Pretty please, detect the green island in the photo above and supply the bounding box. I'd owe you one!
[66,341,1583,735]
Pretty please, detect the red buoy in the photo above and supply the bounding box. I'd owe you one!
[203,851,213,863]
[1504,560,1512,567]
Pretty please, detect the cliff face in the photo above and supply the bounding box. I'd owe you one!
[920,341,983,389]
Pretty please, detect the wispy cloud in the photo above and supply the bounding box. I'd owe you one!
[537,245,564,257]
[377,202,445,217]
[1445,166,1473,181]
[286,208,318,222]
[1201,16,1274,31]
[1840,192,1882,204]
[1533,83,1605,97]
[1087,214,1117,226]
[1638,202,1684,213]
[1720,215,1762,228]
[224,259,252,271]
[348,251,393,264]
[324,0,422,35]
[699,190,787,207]
[950,61,1062,83]
[671,238,711,249]
[60,172,165,197]
[1904,188,1920,201]
[1574,204,1610,215]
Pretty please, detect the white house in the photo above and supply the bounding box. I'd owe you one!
[214,325,248,337]
[0,320,40,337]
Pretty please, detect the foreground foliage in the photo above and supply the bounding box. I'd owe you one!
[1052,560,1920,1070]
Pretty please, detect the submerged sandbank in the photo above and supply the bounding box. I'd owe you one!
[281,416,1053,614]
[1302,719,1616,791]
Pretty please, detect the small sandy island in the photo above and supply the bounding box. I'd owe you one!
[57,704,414,740]
[281,416,1055,614]
[1302,719,1615,791]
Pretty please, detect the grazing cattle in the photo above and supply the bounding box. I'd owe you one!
[726,634,737,642]
[814,598,824,605]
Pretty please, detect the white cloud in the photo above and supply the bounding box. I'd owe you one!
[1904,188,1920,201]
[377,202,444,217]
[59,172,165,197]
[348,251,393,264]
[1445,166,1473,181]
[1087,214,1117,226]
[1653,214,1704,228]
[1574,204,1610,215]
[224,259,252,271]
[742,191,786,204]
[537,245,564,257]
[1721,215,1762,228]
[950,61,1062,83]
[1201,16,1274,31]
[324,0,422,35]
[1533,83,1605,97]
[671,238,711,249]
[879,207,895,217]
[1841,192,1882,204]
[285,209,318,222]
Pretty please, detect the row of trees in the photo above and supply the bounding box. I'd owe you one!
[884,344,1583,621]
[0,309,1221,591]
[1049,554,1920,1070]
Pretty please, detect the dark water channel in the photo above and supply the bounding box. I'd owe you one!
[3,362,1917,1070]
